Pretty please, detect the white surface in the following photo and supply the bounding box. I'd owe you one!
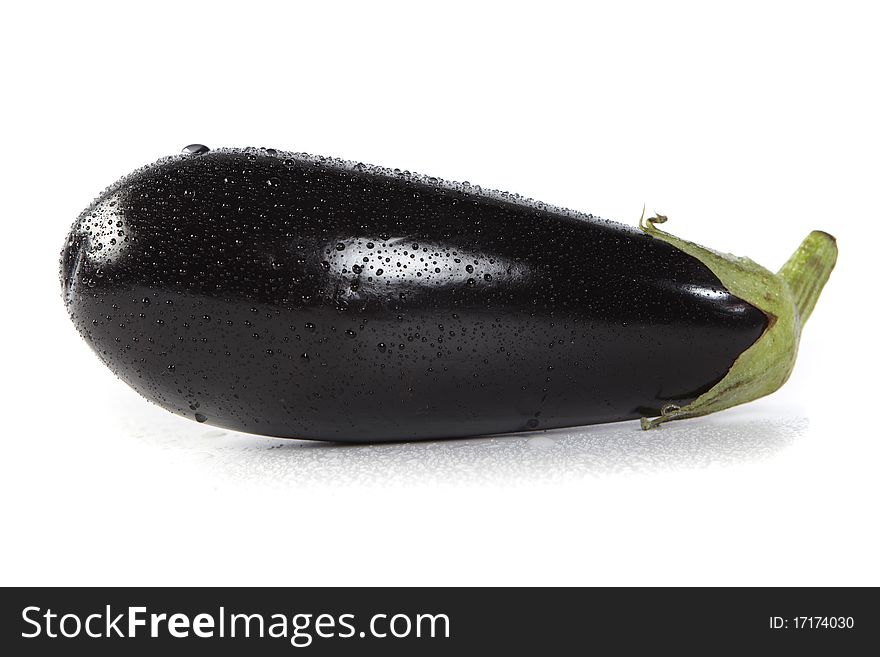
[1,1,877,586]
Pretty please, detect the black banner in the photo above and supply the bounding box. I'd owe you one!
[1,587,875,654]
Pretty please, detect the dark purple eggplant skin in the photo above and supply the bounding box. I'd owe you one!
[60,147,767,441]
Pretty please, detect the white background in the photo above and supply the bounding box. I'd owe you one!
[2,1,877,586]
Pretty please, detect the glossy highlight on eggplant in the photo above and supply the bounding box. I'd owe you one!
[60,146,834,441]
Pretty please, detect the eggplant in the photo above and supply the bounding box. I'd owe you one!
[60,146,837,441]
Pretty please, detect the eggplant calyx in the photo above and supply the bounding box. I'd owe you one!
[638,211,837,430]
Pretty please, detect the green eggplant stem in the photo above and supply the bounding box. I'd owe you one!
[778,230,838,327]
[638,213,838,430]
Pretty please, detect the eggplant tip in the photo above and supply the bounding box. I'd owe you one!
[640,222,837,430]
